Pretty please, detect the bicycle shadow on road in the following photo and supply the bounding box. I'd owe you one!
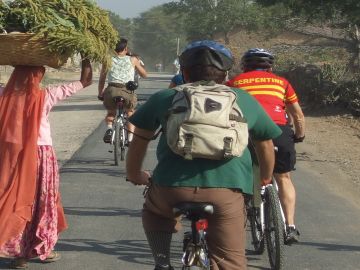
[56,238,154,265]
[64,207,141,217]
[297,241,360,252]
[60,159,126,178]
[52,103,104,112]
[54,238,183,267]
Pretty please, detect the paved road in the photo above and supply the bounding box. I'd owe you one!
[0,73,359,270]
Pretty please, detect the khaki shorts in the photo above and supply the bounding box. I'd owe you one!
[103,84,137,111]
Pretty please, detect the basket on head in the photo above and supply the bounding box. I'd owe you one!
[0,33,72,69]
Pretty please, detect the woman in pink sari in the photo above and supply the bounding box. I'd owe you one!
[0,58,92,269]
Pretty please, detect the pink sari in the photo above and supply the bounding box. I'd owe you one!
[0,66,67,259]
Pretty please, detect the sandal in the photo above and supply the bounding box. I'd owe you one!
[42,251,61,263]
[9,258,28,269]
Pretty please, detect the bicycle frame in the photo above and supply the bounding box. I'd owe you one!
[173,202,213,270]
[182,219,210,269]
[111,96,128,165]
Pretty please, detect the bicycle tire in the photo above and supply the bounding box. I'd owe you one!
[182,266,204,270]
[248,200,265,254]
[114,119,125,165]
[120,123,126,161]
[264,185,285,270]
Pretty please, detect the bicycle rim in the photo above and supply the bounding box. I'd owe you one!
[114,120,124,165]
[120,124,126,161]
[249,201,265,254]
[264,185,285,270]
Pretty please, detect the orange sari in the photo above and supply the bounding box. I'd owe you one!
[0,66,45,246]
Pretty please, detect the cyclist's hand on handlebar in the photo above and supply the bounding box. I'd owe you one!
[126,170,151,186]
[97,95,104,101]
[293,135,305,143]
[261,178,272,186]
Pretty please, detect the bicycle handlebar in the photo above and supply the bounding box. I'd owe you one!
[293,135,305,143]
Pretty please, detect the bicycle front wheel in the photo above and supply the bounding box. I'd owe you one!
[264,185,285,270]
[114,120,126,165]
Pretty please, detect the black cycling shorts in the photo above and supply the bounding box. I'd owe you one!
[273,125,296,174]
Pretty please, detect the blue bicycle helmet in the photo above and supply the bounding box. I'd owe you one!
[179,40,233,71]
[241,48,274,69]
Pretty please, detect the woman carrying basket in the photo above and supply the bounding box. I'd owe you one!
[0,57,92,269]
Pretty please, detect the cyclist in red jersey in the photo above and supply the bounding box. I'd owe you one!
[227,48,305,245]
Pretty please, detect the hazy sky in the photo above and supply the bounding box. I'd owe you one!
[95,0,173,18]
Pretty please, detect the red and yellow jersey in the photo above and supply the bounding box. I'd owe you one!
[226,70,298,125]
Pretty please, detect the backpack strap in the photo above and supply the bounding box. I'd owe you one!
[183,134,194,160]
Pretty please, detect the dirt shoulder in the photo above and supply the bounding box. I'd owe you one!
[296,111,360,208]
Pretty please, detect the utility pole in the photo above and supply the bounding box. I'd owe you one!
[176,37,180,56]
[208,0,218,32]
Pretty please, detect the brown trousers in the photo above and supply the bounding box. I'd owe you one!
[103,84,137,120]
[142,184,247,270]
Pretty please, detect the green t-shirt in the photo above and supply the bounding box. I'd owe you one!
[129,86,281,194]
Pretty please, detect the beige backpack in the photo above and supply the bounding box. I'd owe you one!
[166,81,249,160]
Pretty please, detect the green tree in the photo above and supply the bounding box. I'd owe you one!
[131,5,187,71]
[165,0,280,44]
[108,11,133,40]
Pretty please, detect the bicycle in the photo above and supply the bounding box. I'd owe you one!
[246,142,286,270]
[107,81,138,166]
[247,171,286,270]
[173,202,213,270]
[109,96,128,165]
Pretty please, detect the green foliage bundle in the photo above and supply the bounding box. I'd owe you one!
[0,0,119,65]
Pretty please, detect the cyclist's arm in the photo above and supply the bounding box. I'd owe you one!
[286,102,305,139]
[126,126,155,185]
[132,57,147,78]
[80,58,92,88]
[253,139,275,185]
[98,64,107,96]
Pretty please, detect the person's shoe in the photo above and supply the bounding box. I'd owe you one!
[42,251,61,263]
[154,265,174,270]
[103,129,113,143]
[285,225,300,245]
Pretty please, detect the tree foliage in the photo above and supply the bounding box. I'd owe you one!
[255,0,360,25]
[164,0,291,44]
[131,5,187,70]
[108,11,133,40]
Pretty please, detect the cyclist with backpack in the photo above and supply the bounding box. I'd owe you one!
[98,38,147,144]
[226,48,305,245]
[126,40,282,270]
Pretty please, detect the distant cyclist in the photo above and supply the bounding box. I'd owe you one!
[126,40,281,270]
[227,48,305,245]
[168,72,184,88]
[173,56,180,75]
[130,53,145,85]
[98,38,147,144]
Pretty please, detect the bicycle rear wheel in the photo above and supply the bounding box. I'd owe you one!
[114,120,126,165]
[248,200,265,254]
[264,185,285,270]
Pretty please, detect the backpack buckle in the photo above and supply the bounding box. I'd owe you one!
[223,137,233,158]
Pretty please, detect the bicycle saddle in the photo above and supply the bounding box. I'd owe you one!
[112,96,125,102]
[173,202,214,216]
